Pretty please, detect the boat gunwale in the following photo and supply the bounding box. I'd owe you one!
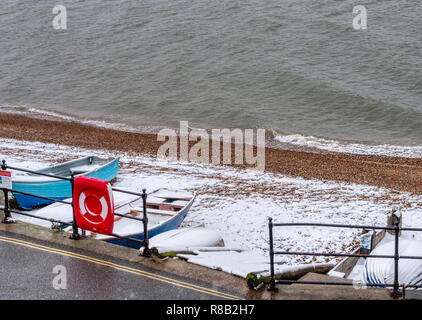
[12,156,120,184]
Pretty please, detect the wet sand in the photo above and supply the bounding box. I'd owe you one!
[2,113,422,194]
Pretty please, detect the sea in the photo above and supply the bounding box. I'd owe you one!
[0,0,421,156]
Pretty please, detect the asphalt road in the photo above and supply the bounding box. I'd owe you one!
[0,231,242,300]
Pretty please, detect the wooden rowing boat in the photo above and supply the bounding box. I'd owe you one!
[17,188,196,249]
[12,156,119,209]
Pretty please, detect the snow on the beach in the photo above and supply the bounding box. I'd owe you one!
[2,137,422,265]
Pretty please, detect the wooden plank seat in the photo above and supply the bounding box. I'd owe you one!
[69,164,103,175]
[147,203,183,211]
[170,200,189,207]
[129,205,178,217]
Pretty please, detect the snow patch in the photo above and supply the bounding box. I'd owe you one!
[2,137,422,266]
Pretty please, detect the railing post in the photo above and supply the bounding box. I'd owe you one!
[141,188,151,257]
[267,217,278,291]
[392,219,401,299]
[69,173,81,240]
[1,160,14,224]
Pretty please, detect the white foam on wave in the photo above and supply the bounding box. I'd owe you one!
[26,108,75,121]
[275,134,422,158]
[0,104,142,133]
[3,104,422,159]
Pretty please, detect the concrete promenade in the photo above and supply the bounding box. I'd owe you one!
[0,218,396,300]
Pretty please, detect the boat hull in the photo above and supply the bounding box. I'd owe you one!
[12,158,119,209]
[106,197,195,249]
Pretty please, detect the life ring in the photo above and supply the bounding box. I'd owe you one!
[78,190,109,224]
[73,176,114,235]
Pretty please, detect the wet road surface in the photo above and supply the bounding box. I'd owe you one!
[0,231,242,300]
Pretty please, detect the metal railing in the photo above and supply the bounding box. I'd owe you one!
[0,160,152,256]
[267,217,422,299]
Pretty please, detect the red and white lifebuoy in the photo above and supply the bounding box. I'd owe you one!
[73,176,114,235]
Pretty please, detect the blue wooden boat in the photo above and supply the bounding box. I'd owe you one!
[101,189,196,249]
[18,188,196,249]
[12,156,119,209]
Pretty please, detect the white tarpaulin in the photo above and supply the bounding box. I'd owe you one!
[363,238,422,288]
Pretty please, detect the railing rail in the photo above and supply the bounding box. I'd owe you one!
[5,163,72,181]
[267,217,422,299]
[0,159,151,255]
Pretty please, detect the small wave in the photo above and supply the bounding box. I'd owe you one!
[3,104,422,159]
[275,134,422,158]
[26,108,75,121]
[0,104,145,133]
